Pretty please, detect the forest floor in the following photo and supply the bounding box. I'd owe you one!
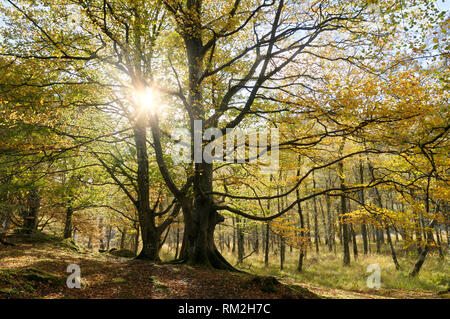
[0,234,448,299]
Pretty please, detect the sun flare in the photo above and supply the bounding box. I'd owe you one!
[136,87,157,111]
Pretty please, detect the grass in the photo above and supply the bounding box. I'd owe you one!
[2,231,447,299]
[160,241,449,297]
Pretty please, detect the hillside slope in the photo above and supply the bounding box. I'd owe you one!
[0,234,319,299]
[0,234,448,299]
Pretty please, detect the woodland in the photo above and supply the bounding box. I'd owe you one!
[0,0,449,299]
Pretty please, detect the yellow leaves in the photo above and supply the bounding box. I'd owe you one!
[269,217,309,248]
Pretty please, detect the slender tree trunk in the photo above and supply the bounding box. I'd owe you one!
[99,218,105,250]
[175,221,180,259]
[296,161,306,272]
[232,217,236,253]
[297,198,305,272]
[264,222,270,267]
[306,208,312,247]
[359,160,369,254]
[325,195,333,252]
[435,224,444,258]
[410,177,435,277]
[312,172,320,255]
[63,207,74,239]
[351,224,358,261]
[106,226,113,250]
[410,222,435,277]
[280,236,285,270]
[376,229,382,253]
[134,225,140,255]
[386,225,400,270]
[338,140,350,266]
[237,217,244,265]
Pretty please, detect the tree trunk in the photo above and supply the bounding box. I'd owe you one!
[359,160,369,254]
[63,207,73,239]
[232,217,236,253]
[376,228,382,253]
[312,172,320,255]
[325,195,333,252]
[280,236,285,270]
[23,188,40,233]
[297,199,305,272]
[180,163,234,270]
[410,221,435,277]
[338,140,350,266]
[105,226,112,250]
[120,228,127,250]
[434,224,444,258]
[296,163,306,272]
[264,222,270,267]
[386,225,401,270]
[351,224,358,260]
[134,225,140,255]
[175,221,180,259]
[237,217,245,265]
[134,120,162,261]
[253,227,259,254]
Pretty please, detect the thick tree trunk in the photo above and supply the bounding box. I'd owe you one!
[23,188,40,233]
[179,163,235,270]
[136,221,161,260]
[134,120,162,261]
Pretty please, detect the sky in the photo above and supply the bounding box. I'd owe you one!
[436,0,450,11]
